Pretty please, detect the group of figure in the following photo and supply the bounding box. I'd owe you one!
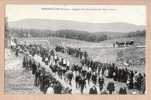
[55,45,88,59]
[13,43,145,95]
[55,45,145,94]
[113,40,134,47]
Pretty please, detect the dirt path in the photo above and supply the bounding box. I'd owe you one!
[5,49,42,94]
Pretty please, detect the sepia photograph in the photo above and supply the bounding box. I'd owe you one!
[5,5,146,95]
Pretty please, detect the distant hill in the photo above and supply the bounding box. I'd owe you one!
[8,19,145,33]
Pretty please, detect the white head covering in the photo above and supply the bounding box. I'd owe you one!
[63,59,66,65]
[67,60,70,66]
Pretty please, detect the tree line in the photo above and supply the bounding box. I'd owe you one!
[6,28,145,42]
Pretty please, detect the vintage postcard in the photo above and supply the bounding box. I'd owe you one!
[4,5,146,95]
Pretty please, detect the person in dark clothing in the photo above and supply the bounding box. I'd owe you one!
[79,77,86,94]
[28,58,32,70]
[119,87,127,95]
[141,74,145,94]
[113,67,118,81]
[89,85,98,94]
[107,82,115,94]
[81,69,87,78]
[98,76,104,92]
[137,73,143,91]
[31,61,37,75]
[86,71,92,85]
[53,81,63,94]
[23,56,26,68]
[92,72,97,85]
[34,67,41,86]
[75,74,81,88]
[15,47,19,57]
[67,71,73,86]
[127,71,134,89]
[39,68,46,92]
[43,75,50,94]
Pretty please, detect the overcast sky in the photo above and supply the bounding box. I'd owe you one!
[6,5,146,25]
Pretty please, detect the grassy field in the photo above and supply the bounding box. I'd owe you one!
[17,36,145,73]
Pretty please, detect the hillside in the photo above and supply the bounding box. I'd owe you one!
[8,19,145,33]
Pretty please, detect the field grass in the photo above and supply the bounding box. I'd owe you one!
[17,36,145,73]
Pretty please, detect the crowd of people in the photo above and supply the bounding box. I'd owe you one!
[55,45,146,94]
[13,43,145,94]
